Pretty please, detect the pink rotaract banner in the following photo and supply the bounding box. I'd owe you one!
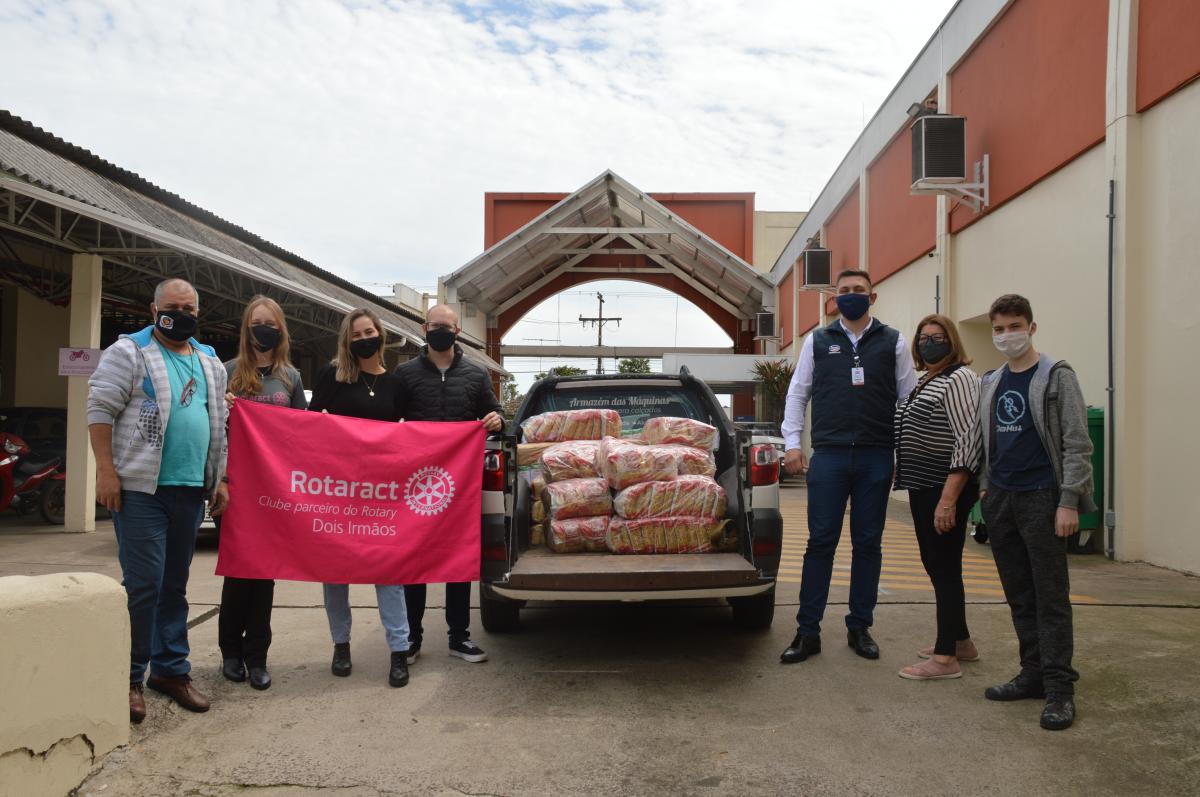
[215,399,485,584]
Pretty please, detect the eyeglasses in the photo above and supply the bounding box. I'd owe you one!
[916,334,949,345]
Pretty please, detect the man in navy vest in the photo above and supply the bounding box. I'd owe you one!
[779,269,917,664]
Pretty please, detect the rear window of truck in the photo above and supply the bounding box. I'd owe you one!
[532,384,710,436]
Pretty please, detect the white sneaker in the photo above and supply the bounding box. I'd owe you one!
[448,640,488,663]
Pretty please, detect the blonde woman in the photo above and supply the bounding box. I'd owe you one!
[219,296,307,690]
[893,313,983,681]
[308,308,411,688]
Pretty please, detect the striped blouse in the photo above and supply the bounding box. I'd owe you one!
[893,364,983,490]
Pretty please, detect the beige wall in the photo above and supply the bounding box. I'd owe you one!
[1118,80,1200,573]
[753,211,806,271]
[951,145,1110,405]
[0,573,129,797]
[0,287,70,408]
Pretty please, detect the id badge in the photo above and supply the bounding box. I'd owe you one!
[851,367,865,387]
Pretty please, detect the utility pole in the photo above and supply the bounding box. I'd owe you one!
[579,292,621,374]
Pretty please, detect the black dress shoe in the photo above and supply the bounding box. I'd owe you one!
[331,643,352,677]
[1040,693,1076,730]
[248,665,272,691]
[222,657,247,683]
[847,629,880,659]
[780,633,821,663]
[985,676,1046,702]
[388,652,409,688]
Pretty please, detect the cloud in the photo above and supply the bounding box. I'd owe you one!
[2,0,954,378]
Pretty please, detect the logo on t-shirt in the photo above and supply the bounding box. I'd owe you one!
[828,344,842,354]
[996,390,1026,432]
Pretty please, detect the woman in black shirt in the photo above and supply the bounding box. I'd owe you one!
[893,314,982,681]
[308,308,411,689]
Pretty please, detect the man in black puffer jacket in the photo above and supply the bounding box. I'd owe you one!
[394,304,504,665]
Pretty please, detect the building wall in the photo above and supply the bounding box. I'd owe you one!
[753,211,805,271]
[951,145,1108,404]
[867,128,936,281]
[1122,78,1200,572]
[869,253,941,360]
[0,288,69,408]
[1136,0,1200,111]
[822,185,860,271]
[776,266,795,347]
[948,0,1107,233]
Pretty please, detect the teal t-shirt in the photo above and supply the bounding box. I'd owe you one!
[157,342,210,487]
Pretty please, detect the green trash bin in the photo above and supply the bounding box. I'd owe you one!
[1073,406,1106,553]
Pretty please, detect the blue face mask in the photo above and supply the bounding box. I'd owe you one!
[835,292,870,321]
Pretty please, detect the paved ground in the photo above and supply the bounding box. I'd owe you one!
[3,484,1199,796]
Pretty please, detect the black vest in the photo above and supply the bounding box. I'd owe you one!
[810,318,899,449]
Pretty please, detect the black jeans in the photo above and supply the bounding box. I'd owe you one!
[218,577,275,667]
[405,582,471,645]
[909,480,978,656]
[982,488,1079,695]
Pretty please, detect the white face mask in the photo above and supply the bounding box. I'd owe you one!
[993,331,1032,358]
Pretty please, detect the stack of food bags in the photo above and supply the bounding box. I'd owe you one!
[543,478,612,553]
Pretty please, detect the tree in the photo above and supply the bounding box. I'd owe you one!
[534,365,587,381]
[617,357,652,374]
[751,359,795,427]
[499,374,523,417]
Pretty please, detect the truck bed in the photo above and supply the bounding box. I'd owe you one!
[507,547,759,591]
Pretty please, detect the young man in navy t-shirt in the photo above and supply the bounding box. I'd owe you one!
[978,294,1095,731]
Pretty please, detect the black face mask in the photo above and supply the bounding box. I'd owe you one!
[350,336,383,360]
[426,327,457,353]
[250,325,281,352]
[155,309,198,342]
[919,339,953,366]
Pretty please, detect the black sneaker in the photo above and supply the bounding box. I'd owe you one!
[331,642,352,677]
[449,639,488,663]
[388,652,409,688]
[1041,693,1076,730]
[984,675,1045,701]
[406,643,422,665]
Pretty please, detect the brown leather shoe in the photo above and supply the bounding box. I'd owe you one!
[129,683,146,724]
[146,674,210,713]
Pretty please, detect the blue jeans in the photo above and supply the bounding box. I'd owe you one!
[796,446,893,636]
[111,486,205,683]
[322,584,410,653]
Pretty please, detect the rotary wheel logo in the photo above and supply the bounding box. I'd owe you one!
[405,466,456,517]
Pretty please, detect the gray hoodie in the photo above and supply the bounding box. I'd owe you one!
[978,353,1096,513]
[87,325,228,495]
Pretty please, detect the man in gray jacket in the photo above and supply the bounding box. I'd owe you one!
[88,278,229,723]
[978,294,1094,731]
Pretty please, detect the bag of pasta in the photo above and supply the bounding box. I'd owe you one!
[642,417,718,450]
[600,437,680,490]
[606,516,728,554]
[672,445,717,477]
[613,475,726,520]
[521,409,622,443]
[542,477,612,520]
[547,516,610,553]
[541,440,602,481]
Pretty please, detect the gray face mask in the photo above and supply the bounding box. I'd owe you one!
[993,331,1032,358]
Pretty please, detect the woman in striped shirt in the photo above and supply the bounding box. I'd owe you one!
[893,314,983,681]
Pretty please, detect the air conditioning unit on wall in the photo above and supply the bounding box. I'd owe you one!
[755,311,777,340]
[802,248,832,289]
[911,114,989,211]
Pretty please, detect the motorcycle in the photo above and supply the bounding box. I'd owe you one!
[0,431,64,524]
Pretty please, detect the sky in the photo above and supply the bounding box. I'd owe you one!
[1,0,956,389]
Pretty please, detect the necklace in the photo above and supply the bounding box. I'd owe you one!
[164,344,197,407]
[361,371,381,398]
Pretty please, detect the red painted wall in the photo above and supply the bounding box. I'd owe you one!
[948,0,1107,232]
[1137,0,1200,111]
[797,290,821,338]
[868,127,936,280]
[777,267,794,345]
[485,192,755,260]
[822,185,860,272]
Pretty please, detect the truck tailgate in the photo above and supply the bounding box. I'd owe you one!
[507,548,759,591]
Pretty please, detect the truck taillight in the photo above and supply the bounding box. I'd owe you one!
[749,444,779,486]
[481,544,507,562]
[752,540,779,557]
[483,450,505,492]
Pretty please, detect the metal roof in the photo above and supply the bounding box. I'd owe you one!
[442,170,774,322]
[0,110,506,375]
